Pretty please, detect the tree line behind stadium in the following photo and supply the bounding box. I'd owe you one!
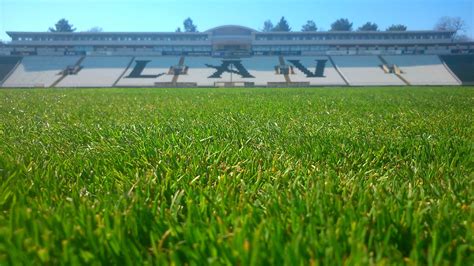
[38,16,470,40]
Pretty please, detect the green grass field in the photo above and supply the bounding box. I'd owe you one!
[0,87,472,265]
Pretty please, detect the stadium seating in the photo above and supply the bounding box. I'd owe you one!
[0,56,21,85]
[57,56,133,87]
[283,56,347,86]
[178,57,228,86]
[440,55,474,85]
[382,55,460,85]
[331,56,406,86]
[115,57,177,86]
[180,56,346,86]
[2,56,80,87]
[1,55,470,87]
[218,57,285,86]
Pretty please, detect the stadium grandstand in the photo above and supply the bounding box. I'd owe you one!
[0,25,473,87]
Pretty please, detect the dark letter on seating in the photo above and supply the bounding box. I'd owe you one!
[126,60,165,78]
[206,60,255,78]
[287,60,327,77]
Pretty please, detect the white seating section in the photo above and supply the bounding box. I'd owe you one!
[285,56,346,85]
[0,55,465,87]
[116,57,177,86]
[179,56,345,86]
[382,55,460,85]
[177,57,223,86]
[58,56,133,87]
[224,57,286,86]
[2,56,80,87]
[331,56,405,86]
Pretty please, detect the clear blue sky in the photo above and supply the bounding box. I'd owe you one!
[0,0,472,41]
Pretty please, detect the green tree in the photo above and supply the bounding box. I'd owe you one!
[301,20,318,32]
[273,17,291,32]
[48,19,76,32]
[86,27,103,32]
[175,27,182,33]
[386,24,407,31]
[330,18,353,31]
[358,22,379,31]
[183,18,198,32]
[262,20,274,32]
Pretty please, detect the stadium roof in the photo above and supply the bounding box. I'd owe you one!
[206,25,257,32]
[6,28,457,37]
